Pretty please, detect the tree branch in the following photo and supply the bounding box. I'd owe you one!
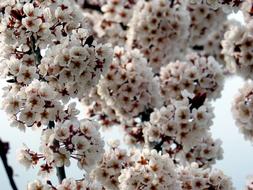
[75,0,102,13]
[0,139,18,190]
[56,166,66,183]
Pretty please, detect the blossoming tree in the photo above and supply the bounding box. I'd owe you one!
[0,0,252,189]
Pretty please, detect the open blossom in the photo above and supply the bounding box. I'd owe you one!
[119,149,181,190]
[53,148,71,167]
[17,149,34,169]
[97,46,162,121]
[160,53,224,102]
[232,81,253,142]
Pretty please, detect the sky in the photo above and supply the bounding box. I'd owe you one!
[0,10,250,190]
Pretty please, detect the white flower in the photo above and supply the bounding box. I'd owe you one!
[22,17,42,32]
[53,148,70,167]
[57,178,76,190]
[54,126,70,142]
[17,149,33,169]
[71,135,90,152]
[27,96,45,112]
[23,3,37,17]
[19,107,37,126]
[38,83,56,100]
[27,179,52,190]
[175,106,190,123]
[10,120,26,132]
[232,81,253,141]
[17,66,38,84]
[2,96,21,114]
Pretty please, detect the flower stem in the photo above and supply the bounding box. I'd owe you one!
[48,121,67,184]
[0,139,18,190]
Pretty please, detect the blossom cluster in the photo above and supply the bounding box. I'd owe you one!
[17,119,104,175]
[143,92,223,167]
[27,177,102,190]
[127,0,190,73]
[97,46,162,121]
[160,53,224,102]
[0,0,86,49]
[92,142,129,190]
[83,86,121,128]
[178,133,223,168]
[1,80,79,129]
[122,119,146,146]
[188,0,244,11]
[118,149,181,190]
[187,2,227,46]
[0,0,113,98]
[39,28,112,101]
[0,0,113,128]
[84,0,136,47]
[178,163,235,190]
[196,20,234,69]
[222,22,253,79]
[232,80,253,142]
[0,0,251,188]
[144,94,214,150]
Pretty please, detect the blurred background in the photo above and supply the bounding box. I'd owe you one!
[0,12,251,190]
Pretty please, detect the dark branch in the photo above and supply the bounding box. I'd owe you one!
[192,45,204,51]
[0,139,18,190]
[75,0,102,13]
[139,107,154,122]
[170,0,175,7]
